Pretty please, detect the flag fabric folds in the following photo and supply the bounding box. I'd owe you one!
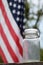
[0,0,25,63]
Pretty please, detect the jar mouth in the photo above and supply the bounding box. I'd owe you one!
[24,29,40,39]
[24,29,39,34]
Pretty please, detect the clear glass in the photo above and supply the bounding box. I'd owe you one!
[23,29,40,62]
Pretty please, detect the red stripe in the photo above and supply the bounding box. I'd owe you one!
[0,24,1,34]
[0,47,8,63]
[1,25,19,62]
[0,0,1,8]
[0,0,23,56]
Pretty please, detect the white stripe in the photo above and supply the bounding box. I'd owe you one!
[2,0,23,47]
[0,36,14,63]
[0,9,1,23]
[0,10,23,62]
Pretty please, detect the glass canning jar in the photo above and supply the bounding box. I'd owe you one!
[23,29,40,62]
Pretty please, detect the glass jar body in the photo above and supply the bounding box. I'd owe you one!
[23,29,40,62]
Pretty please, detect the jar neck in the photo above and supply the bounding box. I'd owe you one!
[25,34,39,39]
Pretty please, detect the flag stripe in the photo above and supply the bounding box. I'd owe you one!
[0,47,8,63]
[0,0,23,56]
[2,0,23,48]
[1,25,19,62]
[0,10,23,62]
[0,36,14,63]
[2,0,20,37]
[0,10,19,62]
[0,24,1,35]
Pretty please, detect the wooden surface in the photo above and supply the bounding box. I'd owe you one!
[0,62,43,65]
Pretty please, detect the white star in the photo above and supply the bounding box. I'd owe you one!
[13,4,16,8]
[18,5,21,9]
[18,0,21,3]
[14,0,17,2]
[9,2,12,6]
[17,11,20,15]
[16,17,19,21]
[12,10,16,14]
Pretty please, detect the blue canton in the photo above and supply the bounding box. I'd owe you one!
[7,0,25,38]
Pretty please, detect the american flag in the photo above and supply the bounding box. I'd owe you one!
[0,0,25,63]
